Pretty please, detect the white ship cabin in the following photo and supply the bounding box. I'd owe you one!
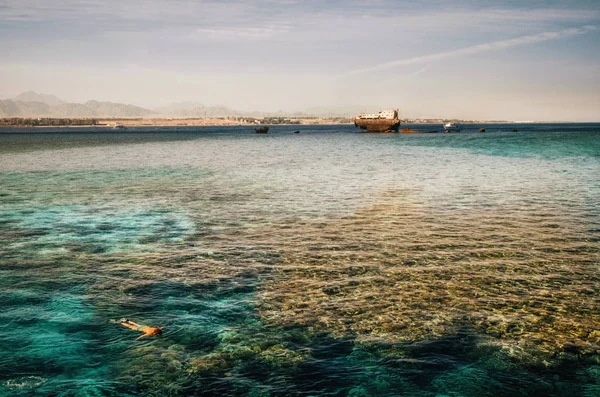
[357,109,398,120]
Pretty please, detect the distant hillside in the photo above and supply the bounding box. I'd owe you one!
[155,102,205,113]
[83,100,155,117]
[48,103,89,117]
[14,91,65,107]
[0,100,52,117]
[154,102,241,117]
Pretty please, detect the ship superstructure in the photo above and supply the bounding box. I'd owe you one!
[354,109,401,132]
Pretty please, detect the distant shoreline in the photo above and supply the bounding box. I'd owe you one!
[97,118,353,127]
[0,117,352,128]
[1,117,597,128]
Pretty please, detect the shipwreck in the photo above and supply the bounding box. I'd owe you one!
[354,109,401,133]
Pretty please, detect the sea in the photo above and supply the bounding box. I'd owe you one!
[0,123,599,396]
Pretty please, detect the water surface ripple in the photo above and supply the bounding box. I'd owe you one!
[0,124,599,396]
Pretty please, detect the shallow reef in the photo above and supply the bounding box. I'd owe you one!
[2,134,600,396]
[257,192,600,367]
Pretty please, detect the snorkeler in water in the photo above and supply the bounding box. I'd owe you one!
[117,318,163,340]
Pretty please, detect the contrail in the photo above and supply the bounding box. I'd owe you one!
[343,25,596,77]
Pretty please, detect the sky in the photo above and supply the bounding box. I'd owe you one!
[0,0,599,120]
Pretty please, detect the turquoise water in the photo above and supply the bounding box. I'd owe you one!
[0,124,599,396]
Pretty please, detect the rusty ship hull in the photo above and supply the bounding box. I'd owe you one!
[354,118,401,133]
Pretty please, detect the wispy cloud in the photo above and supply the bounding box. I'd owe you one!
[343,25,597,76]
[193,25,291,40]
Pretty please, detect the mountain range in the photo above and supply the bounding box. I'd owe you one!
[0,91,365,119]
[153,102,242,118]
[0,92,243,118]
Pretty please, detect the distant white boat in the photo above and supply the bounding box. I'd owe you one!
[443,122,461,133]
[113,124,126,130]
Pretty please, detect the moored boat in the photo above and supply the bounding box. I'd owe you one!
[255,126,269,133]
[443,122,461,133]
[354,109,400,133]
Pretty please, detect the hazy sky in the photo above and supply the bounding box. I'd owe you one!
[1,0,599,120]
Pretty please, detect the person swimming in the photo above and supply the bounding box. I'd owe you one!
[118,319,163,340]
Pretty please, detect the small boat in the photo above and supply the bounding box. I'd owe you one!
[255,126,269,133]
[113,124,126,130]
[479,128,486,132]
[400,128,420,133]
[443,122,461,133]
[294,130,300,134]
